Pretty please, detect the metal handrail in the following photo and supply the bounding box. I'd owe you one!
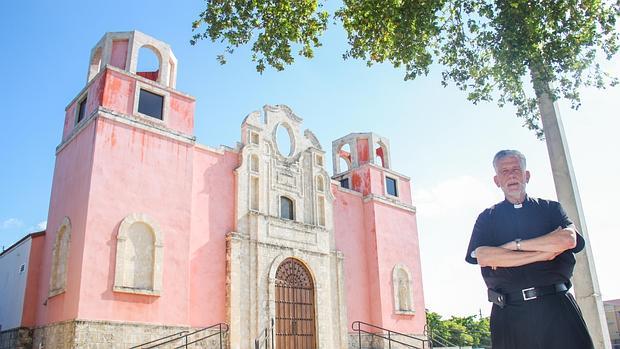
[130,322,229,349]
[352,321,431,349]
[429,332,459,348]
[426,322,491,348]
[173,323,229,349]
[254,318,275,349]
[129,331,189,349]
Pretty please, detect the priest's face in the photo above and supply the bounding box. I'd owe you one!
[493,155,530,203]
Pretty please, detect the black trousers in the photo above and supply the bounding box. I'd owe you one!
[490,292,594,349]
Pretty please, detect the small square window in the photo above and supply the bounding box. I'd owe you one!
[280,197,294,220]
[77,96,87,124]
[340,178,350,189]
[250,132,259,145]
[315,155,323,167]
[386,177,398,197]
[138,89,164,120]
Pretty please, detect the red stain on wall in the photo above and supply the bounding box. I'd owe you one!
[169,94,195,134]
[339,150,351,163]
[376,147,385,167]
[352,170,371,195]
[103,76,122,107]
[140,131,146,162]
[110,125,117,148]
[357,139,369,164]
[137,70,159,81]
[110,40,129,70]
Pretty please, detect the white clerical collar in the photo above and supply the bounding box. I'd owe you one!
[506,195,528,209]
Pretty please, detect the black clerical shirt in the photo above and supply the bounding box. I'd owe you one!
[466,196,585,293]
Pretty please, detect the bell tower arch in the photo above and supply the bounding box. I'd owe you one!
[86,31,177,88]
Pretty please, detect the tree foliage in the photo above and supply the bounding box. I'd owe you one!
[426,311,491,347]
[192,0,620,138]
[191,0,329,72]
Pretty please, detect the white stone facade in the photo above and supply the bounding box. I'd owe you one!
[228,105,348,348]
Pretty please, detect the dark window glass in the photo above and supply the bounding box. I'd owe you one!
[77,96,87,124]
[280,197,294,220]
[386,177,398,196]
[138,89,164,120]
[340,178,350,189]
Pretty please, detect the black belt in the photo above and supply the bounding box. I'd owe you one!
[489,283,568,308]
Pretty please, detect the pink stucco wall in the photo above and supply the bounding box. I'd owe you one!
[188,147,238,326]
[351,168,372,195]
[63,72,105,140]
[356,139,369,164]
[110,40,128,70]
[366,166,413,204]
[362,200,384,326]
[37,120,97,326]
[334,167,425,335]
[45,69,229,326]
[332,187,372,324]
[168,93,195,136]
[101,69,195,136]
[22,233,44,327]
[350,165,411,203]
[372,201,426,333]
[101,70,134,118]
[76,117,194,323]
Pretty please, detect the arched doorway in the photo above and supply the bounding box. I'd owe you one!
[275,258,316,348]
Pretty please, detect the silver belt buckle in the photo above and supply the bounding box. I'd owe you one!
[522,287,537,301]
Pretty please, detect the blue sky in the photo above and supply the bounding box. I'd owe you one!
[1,1,619,317]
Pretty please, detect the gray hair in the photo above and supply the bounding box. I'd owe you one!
[493,150,526,171]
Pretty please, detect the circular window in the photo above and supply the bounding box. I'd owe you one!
[275,123,295,157]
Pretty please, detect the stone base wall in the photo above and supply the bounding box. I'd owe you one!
[0,327,33,349]
[32,320,228,349]
[348,333,375,349]
[348,332,429,349]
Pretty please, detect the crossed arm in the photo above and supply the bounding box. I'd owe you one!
[475,226,577,268]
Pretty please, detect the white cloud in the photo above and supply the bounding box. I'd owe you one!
[0,218,23,229]
[415,175,501,218]
[415,176,502,317]
[36,220,47,230]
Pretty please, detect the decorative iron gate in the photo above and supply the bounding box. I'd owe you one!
[275,258,316,349]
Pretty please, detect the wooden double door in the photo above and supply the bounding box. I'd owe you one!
[275,258,316,349]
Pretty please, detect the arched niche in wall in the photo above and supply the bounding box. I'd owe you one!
[113,213,163,296]
[392,264,415,314]
[49,217,71,297]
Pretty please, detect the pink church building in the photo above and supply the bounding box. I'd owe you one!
[0,31,426,349]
